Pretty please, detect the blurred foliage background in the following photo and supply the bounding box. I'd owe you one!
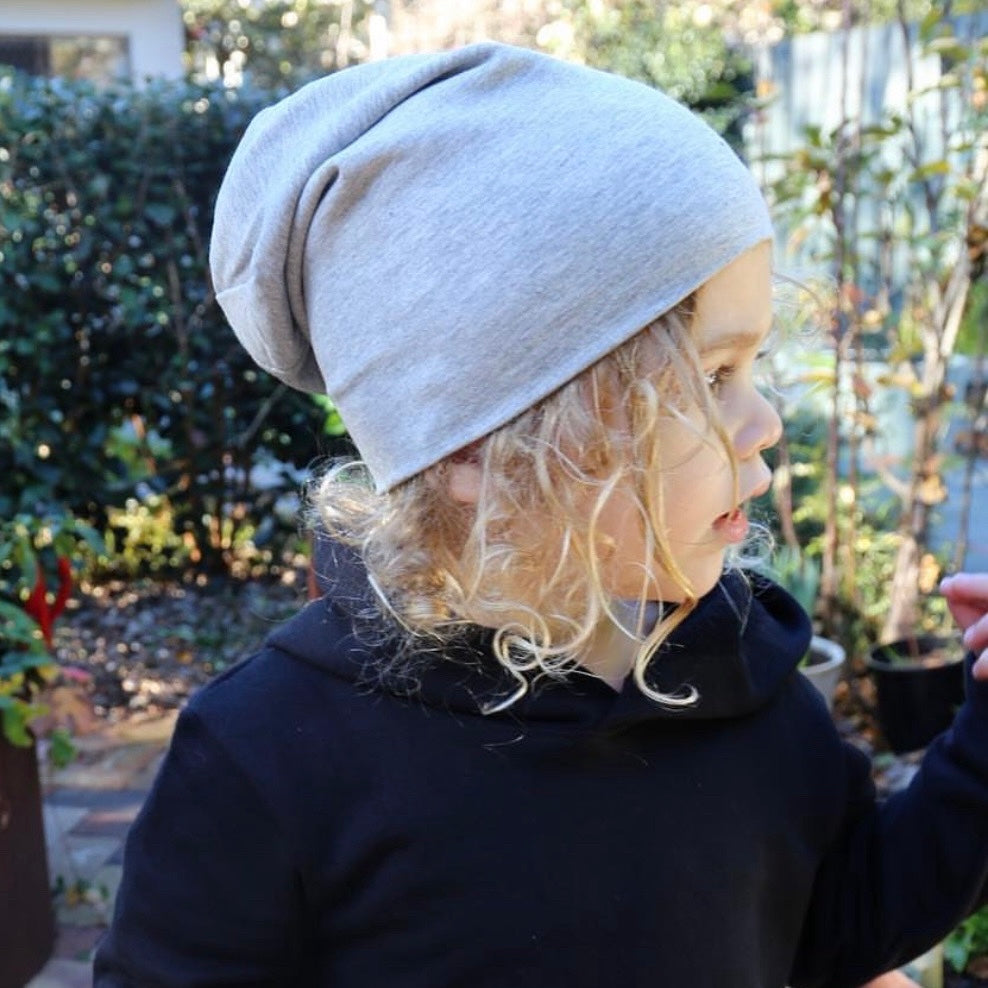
[0,75,353,582]
[0,0,985,713]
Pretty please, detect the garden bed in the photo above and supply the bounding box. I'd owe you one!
[51,569,307,725]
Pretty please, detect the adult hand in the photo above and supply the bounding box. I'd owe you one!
[941,573,988,680]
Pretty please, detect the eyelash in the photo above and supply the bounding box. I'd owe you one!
[705,365,736,393]
[704,349,770,395]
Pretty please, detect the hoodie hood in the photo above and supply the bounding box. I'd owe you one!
[267,545,812,732]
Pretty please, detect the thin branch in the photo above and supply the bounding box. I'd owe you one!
[235,383,288,451]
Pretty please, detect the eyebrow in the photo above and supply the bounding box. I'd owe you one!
[698,329,770,355]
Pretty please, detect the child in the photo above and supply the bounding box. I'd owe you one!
[94,43,988,987]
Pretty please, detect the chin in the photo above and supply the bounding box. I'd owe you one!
[611,553,727,603]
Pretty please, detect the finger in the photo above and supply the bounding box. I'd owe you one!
[963,614,988,652]
[941,573,988,604]
[947,598,985,631]
[972,649,988,681]
[941,574,988,632]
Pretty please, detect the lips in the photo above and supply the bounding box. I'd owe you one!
[713,478,770,545]
[713,506,750,544]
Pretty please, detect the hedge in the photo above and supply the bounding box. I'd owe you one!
[0,72,351,573]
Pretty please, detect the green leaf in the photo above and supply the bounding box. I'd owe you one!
[945,904,988,974]
[144,203,175,227]
[13,543,38,595]
[943,934,969,974]
[311,394,347,437]
[73,522,106,556]
[918,7,941,44]
[909,160,951,182]
[0,649,54,679]
[48,727,75,768]
[1,703,32,746]
[0,599,42,640]
[923,37,969,62]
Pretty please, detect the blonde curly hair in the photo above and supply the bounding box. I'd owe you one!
[313,299,741,711]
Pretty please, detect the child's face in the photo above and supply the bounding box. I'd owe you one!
[599,241,781,602]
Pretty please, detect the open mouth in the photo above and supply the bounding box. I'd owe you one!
[713,506,750,544]
[712,481,768,545]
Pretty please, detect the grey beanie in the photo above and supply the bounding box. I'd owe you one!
[210,42,772,492]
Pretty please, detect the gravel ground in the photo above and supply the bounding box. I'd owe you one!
[52,569,308,726]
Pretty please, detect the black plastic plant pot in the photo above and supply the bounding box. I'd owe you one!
[866,635,966,754]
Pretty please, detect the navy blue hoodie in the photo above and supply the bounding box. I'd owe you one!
[94,562,988,987]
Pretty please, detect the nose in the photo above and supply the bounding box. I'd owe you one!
[736,389,783,461]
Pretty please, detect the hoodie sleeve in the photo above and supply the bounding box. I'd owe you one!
[790,654,988,988]
[92,704,308,987]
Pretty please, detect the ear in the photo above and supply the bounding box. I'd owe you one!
[444,459,482,505]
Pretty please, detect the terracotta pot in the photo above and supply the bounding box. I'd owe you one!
[0,736,55,988]
[866,636,966,754]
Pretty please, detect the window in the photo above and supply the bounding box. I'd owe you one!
[0,34,130,84]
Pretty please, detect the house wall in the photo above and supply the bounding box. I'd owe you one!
[0,0,183,81]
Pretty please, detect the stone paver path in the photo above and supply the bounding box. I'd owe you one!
[24,713,176,987]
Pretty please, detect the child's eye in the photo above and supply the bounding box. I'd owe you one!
[705,347,771,396]
[705,365,735,394]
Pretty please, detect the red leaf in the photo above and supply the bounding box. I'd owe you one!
[51,556,73,622]
[24,568,53,648]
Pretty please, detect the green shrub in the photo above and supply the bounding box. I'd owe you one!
[0,510,102,762]
[946,903,988,975]
[0,72,352,573]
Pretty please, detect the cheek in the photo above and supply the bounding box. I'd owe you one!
[660,426,731,489]
[658,451,734,540]
[445,460,483,505]
[594,484,646,556]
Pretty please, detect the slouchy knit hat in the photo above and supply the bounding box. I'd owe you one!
[210,42,773,492]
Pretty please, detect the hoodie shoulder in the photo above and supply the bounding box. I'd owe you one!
[178,597,378,754]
